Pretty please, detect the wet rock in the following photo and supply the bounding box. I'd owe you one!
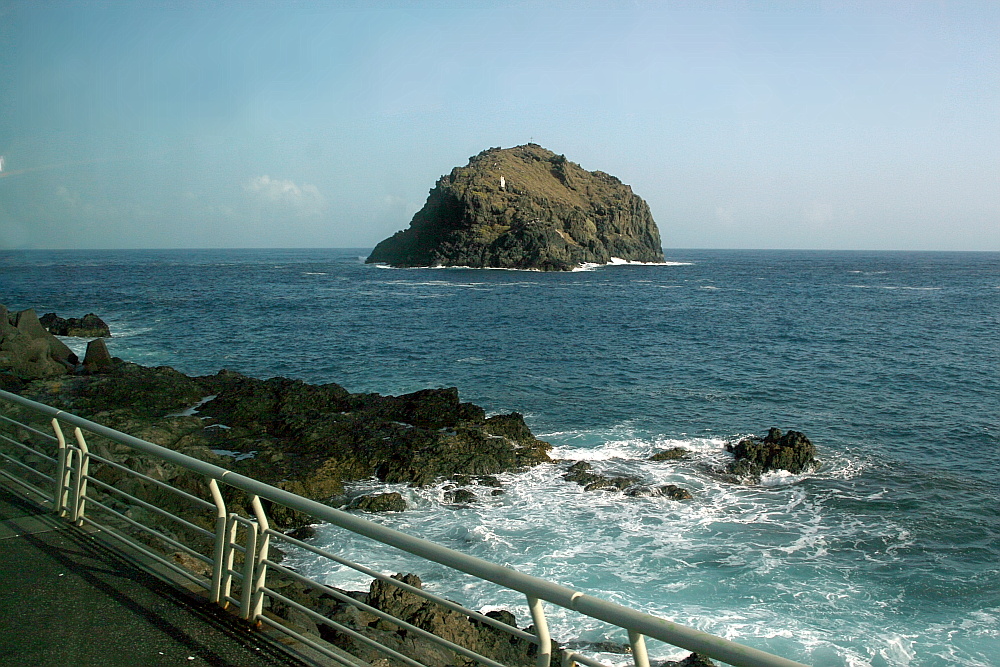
[444,488,476,504]
[40,312,111,337]
[648,447,690,461]
[565,640,631,654]
[285,525,317,541]
[725,428,818,482]
[625,484,693,500]
[347,492,407,513]
[563,461,640,492]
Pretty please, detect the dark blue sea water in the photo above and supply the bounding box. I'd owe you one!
[2,248,998,666]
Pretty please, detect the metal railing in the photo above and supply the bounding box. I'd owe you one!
[0,388,809,667]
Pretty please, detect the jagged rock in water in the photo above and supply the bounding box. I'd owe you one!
[40,312,112,337]
[725,428,818,482]
[347,492,407,513]
[624,483,693,501]
[562,461,640,492]
[443,488,476,504]
[648,447,690,461]
[367,144,664,271]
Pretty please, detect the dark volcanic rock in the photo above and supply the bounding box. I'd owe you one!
[443,488,476,504]
[40,312,111,337]
[347,492,407,513]
[564,461,692,499]
[648,447,690,461]
[10,359,551,529]
[725,428,818,482]
[562,461,640,492]
[319,573,564,667]
[367,144,664,271]
[625,484,693,501]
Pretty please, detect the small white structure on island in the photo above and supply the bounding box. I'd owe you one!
[500,174,506,191]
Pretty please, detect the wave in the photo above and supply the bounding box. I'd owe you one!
[282,431,948,664]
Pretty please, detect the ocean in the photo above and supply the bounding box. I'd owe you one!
[2,248,998,666]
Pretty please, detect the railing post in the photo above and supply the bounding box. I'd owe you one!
[51,418,71,517]
[248,495,271,625]
[238,515,258,619]
[207,478,228,605]
[220,513,238,607]
[628,630,651,667]
[70,427,90,526]
[527,596,553,667]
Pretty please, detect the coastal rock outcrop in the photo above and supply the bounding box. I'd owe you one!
[367,144,664,271]
[40,312,111,337]
[725,428,818,482]
[315,573,564,667]
[648,447,690,461]
[11,357,552,529]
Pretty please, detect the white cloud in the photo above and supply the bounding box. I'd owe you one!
[245,175,326,216]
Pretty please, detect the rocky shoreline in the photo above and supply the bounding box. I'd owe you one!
[1,304,821,667]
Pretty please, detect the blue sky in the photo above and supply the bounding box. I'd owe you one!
[1,0,998,250]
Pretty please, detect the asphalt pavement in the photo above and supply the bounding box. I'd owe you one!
[0,483,313,667]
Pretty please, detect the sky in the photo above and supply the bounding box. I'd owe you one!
[1,0,998,251]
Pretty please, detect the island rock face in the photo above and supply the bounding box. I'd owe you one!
[367,144,664,271]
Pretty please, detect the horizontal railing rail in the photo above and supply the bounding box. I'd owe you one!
[0,388,810,667]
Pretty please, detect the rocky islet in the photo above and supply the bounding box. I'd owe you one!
[367,144,664,271]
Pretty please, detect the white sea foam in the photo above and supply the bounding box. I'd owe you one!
[573,259,692,272]
[282,448,976,666]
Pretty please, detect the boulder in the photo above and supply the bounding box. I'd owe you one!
[319,573,564,667]
[40,312,111,337]
[648,447,690,461]
[347,492,407,513]
[725,428,818,482]
[367,144,664,271]
[562,461,640,492]
[624,484,693,501]
[443,488,476,504]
